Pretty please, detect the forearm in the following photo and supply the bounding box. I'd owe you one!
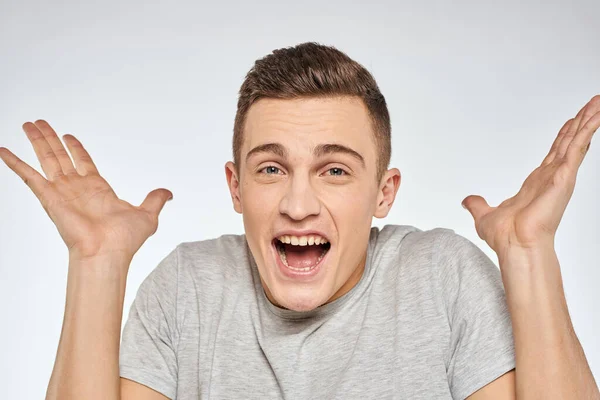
[45,254,131,400]
[499,247,599,400]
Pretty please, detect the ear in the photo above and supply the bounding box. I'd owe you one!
[225,161,243,214]
[374,168,401,219]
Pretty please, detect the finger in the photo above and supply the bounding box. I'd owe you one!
[62,134,100,175]
[0,147,50,198]
[22,121,64,180]
[553,104,586,161]
[566,109,600,168]
[462,195,491,222]
[557,95,600,159]
[140,188,173,217]
[461,195,493,238]
[541,118,573,166]
[34,120,77,175]
[580,95,600,121]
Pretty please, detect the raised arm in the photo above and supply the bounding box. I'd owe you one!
[0,120,173,400]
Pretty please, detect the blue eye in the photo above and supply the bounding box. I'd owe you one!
[328,168,345,176]
[262,166,281,174]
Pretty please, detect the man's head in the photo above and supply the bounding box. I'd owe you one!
[225,42,401,312]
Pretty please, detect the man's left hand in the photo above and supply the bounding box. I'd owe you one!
[461,95,600,262]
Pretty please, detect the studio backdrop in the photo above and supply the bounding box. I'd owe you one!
[0,0,598,398]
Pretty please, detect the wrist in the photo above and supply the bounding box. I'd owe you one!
[498,240,556,267]
[68,251,132,284]
[69,247,133,265]
[498,244,563,299]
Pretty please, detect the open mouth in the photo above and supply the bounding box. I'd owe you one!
[273,235,331,272]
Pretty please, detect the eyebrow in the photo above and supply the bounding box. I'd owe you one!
[246,142,365,168]
[246,143,288,162]
[313,143,365,167]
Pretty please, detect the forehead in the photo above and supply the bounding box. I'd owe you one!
[242,96,376,159]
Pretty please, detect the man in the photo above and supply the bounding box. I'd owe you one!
[0,42,598,399]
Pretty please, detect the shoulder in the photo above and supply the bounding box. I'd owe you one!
[374,224,491,265]
[141,233,250,290]
[371,223,459,261]
[147,233,248,274]
[371,225,496,290]
[173,233,253,286]
[177,233,249,265]
[138,233,253,313]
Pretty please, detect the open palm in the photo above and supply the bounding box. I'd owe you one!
[0,120,173,261]
[462,95,600,261]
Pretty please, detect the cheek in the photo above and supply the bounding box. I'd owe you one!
[241,182,281,222]
[323,186,376,240]
[323,184,375,217]
[241,185,276,262]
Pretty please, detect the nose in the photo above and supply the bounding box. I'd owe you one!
[279,174,321,221]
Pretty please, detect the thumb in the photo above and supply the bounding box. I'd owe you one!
[140,188,173,216]
[461,195,491,225]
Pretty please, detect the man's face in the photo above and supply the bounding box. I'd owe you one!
[226,96,399,312]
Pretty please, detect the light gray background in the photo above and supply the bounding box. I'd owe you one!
[0,0,598,398]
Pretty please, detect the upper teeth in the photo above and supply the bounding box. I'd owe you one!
[277,235,329,246]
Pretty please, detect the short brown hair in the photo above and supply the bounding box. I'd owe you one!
[233,42,391,180]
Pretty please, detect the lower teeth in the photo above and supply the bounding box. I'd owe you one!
[277,245,327,271]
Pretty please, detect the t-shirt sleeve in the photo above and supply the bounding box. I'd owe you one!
[119,246,180,400]
[435,230,516,400]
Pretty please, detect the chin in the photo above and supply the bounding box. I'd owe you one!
[274,291,329,312]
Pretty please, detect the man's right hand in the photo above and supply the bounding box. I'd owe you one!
[0,120,173,263]
[1,120,174,399]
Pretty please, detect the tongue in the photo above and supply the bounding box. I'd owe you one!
[284,244,323,268]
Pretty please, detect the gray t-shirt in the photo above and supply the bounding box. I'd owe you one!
[119,224,515,399]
